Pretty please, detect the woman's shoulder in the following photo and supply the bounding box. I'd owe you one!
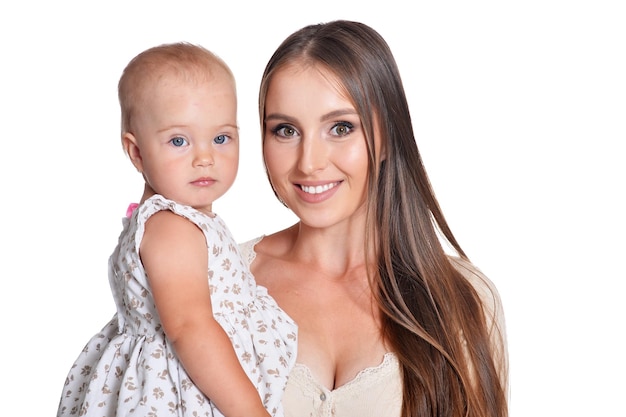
[239,235,265,266]
[448,256,501,304]
[447,256,506,341]
[450,257,509,392]
[239,224,299,264]
[449,256,508,382]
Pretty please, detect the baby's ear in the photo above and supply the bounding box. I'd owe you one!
[122,132,143,173]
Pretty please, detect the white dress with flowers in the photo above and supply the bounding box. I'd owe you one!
[57,194,297,417]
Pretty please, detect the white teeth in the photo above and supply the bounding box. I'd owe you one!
[301,182,337,194]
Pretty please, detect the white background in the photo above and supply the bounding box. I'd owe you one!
[1,1,624,416]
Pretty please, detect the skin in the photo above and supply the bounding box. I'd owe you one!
[252,63,388,390]
[122,71,270,417]
[123,75,239,215]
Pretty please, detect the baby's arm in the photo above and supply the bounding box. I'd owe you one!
[141,211,270,417]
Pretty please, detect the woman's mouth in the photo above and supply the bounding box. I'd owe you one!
[299,182,340,194]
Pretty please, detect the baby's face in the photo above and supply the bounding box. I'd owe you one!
[130,73,239,215]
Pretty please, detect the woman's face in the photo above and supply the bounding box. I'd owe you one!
[263,63,376,229]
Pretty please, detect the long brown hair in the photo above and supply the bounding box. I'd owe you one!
[259,20,508,417]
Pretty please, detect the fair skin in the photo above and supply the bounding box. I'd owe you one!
[122,69,270,417]
[251,63,388,390]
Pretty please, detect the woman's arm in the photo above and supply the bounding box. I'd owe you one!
[450,256,509,395]
[141,211,270,417]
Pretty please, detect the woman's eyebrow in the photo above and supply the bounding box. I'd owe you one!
[264,112,294,123]
[265,109,357,124]
[320,109,358,122]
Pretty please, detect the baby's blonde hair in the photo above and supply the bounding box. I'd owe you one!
[118,42,235,135]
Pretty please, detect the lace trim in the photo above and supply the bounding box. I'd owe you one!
[290,352,399,395]
[239,235,265,266]
[241,237,402,396]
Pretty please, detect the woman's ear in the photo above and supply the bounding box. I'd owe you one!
[122,132,143,173]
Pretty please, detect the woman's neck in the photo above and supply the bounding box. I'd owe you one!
[285,221,375,278]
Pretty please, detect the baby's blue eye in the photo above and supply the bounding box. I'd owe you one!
[214,135,229,145]
[170,136,187,147]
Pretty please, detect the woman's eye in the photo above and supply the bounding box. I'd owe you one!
[331,122,353,137]
[170,136,188,147]
[214,134,229,145]
[272,124,298,138]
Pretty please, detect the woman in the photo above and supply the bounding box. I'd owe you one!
[241,20,508,417]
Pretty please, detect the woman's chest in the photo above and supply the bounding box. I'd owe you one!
[283,353,403,417]
[272,281,388,390]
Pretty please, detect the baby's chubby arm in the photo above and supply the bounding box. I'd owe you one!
[141,211,270,417]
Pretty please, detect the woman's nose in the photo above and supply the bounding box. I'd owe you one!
[298,137,328,174]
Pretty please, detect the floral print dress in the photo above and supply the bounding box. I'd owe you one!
[57,194,297,417]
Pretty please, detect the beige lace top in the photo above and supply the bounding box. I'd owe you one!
[240,237,403,416]
[239,237,508,417]
[282,352,402,417]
